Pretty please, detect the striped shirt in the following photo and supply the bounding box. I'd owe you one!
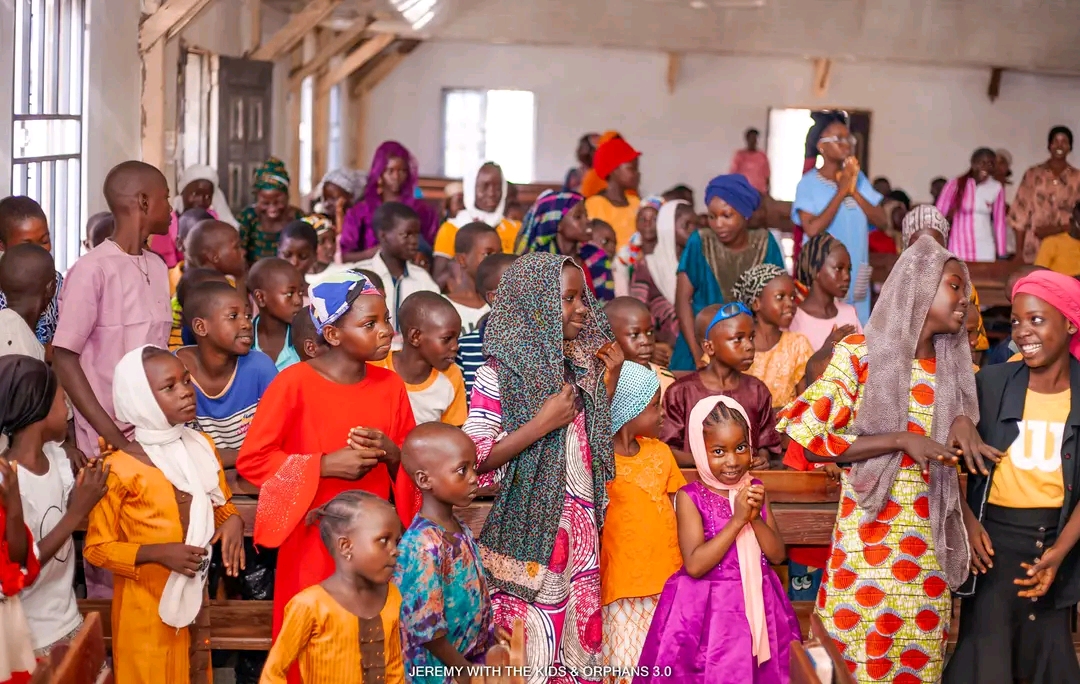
[456,325,487,404]
[461,360,508,489]
[936,176,1007,262]
[187,350,278,450]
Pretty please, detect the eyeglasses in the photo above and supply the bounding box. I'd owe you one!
[705,301,754,338]
[819,135,857,147]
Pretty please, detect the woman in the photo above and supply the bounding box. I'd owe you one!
[314,168,365,224]
[671,174,784,371]
[237,158,304,264]
[630,200,696,355]
[463,253,615,683]
[150,165,237,268]
[792,113,888,324]
[521,190,613,301]
[778,235,987,682]
[585,137,642,251]
[340,141,438,262]
[936,147,1008,262]
[612,196,663,297]
[433,161,521,282]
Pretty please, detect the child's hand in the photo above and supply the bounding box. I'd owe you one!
[0,460,23,518]
[964,512,994,575]
[494,624,512,645]
[596,342,625,376]
[751,451,770,470]
[321,448,379,480]
[211,515,246,578]
[536,384,577,435]
[350,428,401,468]
[152,543,209,578]
[69,459,110,517]
[901,433,960,476]
[62,441,89,474]
[823,463,844,483]
[1016,546,1064,598]
[651,343,672,368]
[822,324,858,352]
[948,415,1003,477]
[733,485,764,524]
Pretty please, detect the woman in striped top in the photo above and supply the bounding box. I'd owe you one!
[936,147,1008,262]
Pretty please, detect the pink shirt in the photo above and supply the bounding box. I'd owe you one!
[729,149,771,195]
[148,207,220,268]
[53,240,172,455]
[788,302,863,351]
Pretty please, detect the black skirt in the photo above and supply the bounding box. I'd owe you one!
[944,505,1080,684]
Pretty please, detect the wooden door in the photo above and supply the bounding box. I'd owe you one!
[217,56,273,213]
[846,110,873,177]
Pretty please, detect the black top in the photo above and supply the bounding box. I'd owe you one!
[958,358,1080,608]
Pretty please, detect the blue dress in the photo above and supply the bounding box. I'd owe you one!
[791,170,882,324]
[669,230,785,371]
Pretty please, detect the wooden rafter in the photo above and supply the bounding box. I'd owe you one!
[250,0,342,61]
[248,0,261,54]
[666,52,680,94]
[139,0,217,53]
[320,32,395,92]
[289,16,372,88]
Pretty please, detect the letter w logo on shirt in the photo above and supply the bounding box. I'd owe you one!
[1010,420,1066,472]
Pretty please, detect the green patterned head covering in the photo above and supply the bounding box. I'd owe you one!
[252,158,290,194]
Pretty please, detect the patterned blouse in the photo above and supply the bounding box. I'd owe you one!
[237,205,304,263]
[1008,162,1080,262]
[746,330,815,409]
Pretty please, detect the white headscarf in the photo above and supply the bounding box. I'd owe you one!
[647,199,687,305]
[112,345,225,629]
[173,165,238,228]
[451,160,507,228]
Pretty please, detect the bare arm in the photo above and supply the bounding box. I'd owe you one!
[805,433,908,464]
[53,347,128,451]
[852,191,889,230]
[676,489,743,578]
[752,495,786,564]
[476,415,555,474]
[675,273,702,366]
[432,256,455,291]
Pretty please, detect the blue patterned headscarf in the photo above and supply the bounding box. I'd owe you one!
[611,361,660,432]
[308,270,382,334]
[513,190,584,254]
[705,174,761,219]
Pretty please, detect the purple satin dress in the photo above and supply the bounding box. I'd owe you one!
[634,481,801,684]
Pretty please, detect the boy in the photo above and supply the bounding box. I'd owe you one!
[173,268,230,350]
[169,207,213,295]
[456,253,516,401]
[0,196,62,345]
[0,243,55,360]
[172,219,248,349]
[589,219,617,260]
[83,212,115,252]
[289,307,326,363]
[396,423,503,678]
[374,291,466,426]
[277,220,318,277]
[445,222,501,336]
[175,280,277,468]
[605,296,675,399]
[356,201,439,349]
[249,257,305,371]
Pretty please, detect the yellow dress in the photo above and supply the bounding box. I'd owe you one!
[585,194,641,251]
[746,330,815,408]
[261,584,405,684]
[84,449,238,684]
[432,218,521,257]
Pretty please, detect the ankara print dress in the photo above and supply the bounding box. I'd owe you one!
[777,337,951,684]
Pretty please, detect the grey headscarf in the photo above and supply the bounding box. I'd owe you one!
[318,168,367,200]
[901,205,951,249]
[850,235,976,590]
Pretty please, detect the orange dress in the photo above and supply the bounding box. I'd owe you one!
[83,449,238,684]
[261,584,405,684]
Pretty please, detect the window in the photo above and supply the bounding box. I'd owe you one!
[12,0,87,271]
[442,88,535,183]
[298,76,314,196]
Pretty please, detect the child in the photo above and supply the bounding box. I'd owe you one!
[236,270,419,661]
[249,257,305,371]
[278,219,318,277]
[396,423,502,681]
[605,296,675,399]
[629,200,697,357]
[170,208,213,294]
[173,267,230,350]
[731,264,816,409]
[777,235,980,682]
[946,270,1080,683]
[176,281,278,468]
[1,355,108,657]
[308,214,339,276]
[590,219,617,259]
[433,161,519,263]
[374,292,466,427]
[661,303,780,468]
[0,455,39,684]
[85,345,245,683]
[636,395,800,683]
[0,244,56,360]
[83,211,115,251]
[788,232,862,352]
[444,222,501,335]
[261,491,405,683]
[184,218,247,284]
[602,363,685,673]
[1035,200,1080,276]
[290,307,326,363]
[0,196,62,346]
[456,253,516,402]
[585,137,642,250]
[356,202,440,349]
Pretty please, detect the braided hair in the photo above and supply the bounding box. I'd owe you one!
[731,263,788,308]
[794,232,840,294]
[305,490,394,553]
[701,400,751,447]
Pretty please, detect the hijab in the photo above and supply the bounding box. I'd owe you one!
[647,199,686,304]
[317,168,367,201]
[252,158,290,195]
[112,346,226,627]
[514,190,583,254]
[452,160,508,228]
[1013,270,1080,360]
[172,165,238,228]
[611,361,660,433]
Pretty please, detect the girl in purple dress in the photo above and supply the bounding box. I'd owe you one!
[635,395,800,684]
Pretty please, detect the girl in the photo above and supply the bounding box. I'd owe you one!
[151,164,238,268]
[237,158,304,263]
[636,395,800,683]
[518,191,614,301]
[612,196,663,298]
[671,174,784,371]
[0,457,38,684]
[788,232,862,352]
[341,141,438,262]
[731,264,816,409]
[85,345,245,684]
[936,147,1008,262]
[791,112,889,324]
[584,136,642,250]
[462,253,619,683]
[630,200,696,361]
[313,168,366,233]
[261,491,405,683]
[236,270,419,674]
[602,363,685,677]
[946,270,1080,683]
[777,235,991,683]
[1,355,108,657]
[435,160,521,259]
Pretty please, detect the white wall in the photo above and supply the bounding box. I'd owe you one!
[364,42,1080,204]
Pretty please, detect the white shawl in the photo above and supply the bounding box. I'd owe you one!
[646,200,686,304]
[450,160,507,228]
[172,165,238,228]
[112,345,225,629]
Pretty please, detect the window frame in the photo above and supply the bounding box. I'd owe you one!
[439,86,536,183]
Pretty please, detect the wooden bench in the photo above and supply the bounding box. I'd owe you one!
[30,611,112,684]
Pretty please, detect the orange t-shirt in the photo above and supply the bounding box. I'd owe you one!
[600,437,686,605]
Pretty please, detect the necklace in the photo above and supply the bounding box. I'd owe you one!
[131,253,150,285]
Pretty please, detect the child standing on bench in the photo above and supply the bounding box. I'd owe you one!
[84,345,245,684]
[601,362,684,674]
[636,395,800,683]
[261,491,405,683]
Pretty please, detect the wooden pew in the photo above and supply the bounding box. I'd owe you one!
[34,611,112,684]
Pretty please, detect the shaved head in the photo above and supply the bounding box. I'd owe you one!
[0,243,55,297]
[605,296,649,324]
[397,290,458,333]
[186,219,237,267]
[401,422,477,478]
[103,161,167,214]
[248,257,302,292]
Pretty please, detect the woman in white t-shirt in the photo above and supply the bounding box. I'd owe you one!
[0,355,108,656]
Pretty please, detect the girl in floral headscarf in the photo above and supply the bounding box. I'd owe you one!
[237,158,304,263]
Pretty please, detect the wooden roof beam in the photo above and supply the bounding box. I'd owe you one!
[289,15,372,88]
[139,0,217,53]
[249,0,342,61]
[319,32,395,93]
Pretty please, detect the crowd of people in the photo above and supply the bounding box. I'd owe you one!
[1,114,1080,684]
